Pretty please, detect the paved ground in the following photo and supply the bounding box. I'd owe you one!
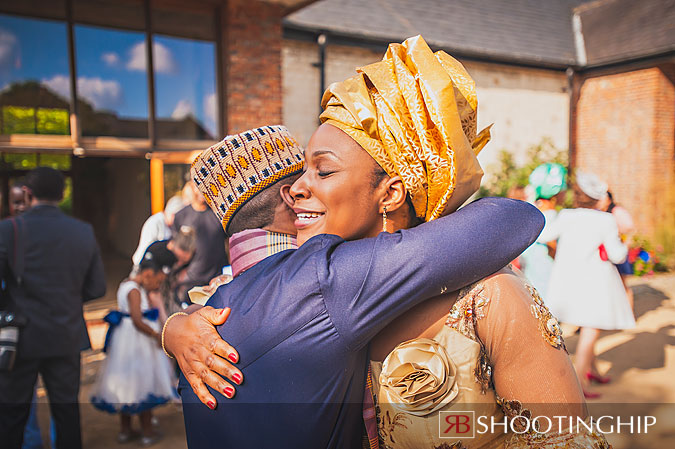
[31,272,675,448]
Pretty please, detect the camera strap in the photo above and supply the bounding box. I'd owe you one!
[8,217,26,287]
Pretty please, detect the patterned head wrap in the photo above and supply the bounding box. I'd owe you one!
[191,125,304,232]
[320,35,490,221]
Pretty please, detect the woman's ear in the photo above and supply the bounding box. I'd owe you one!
[279,183,294,209]
[380,175,408,213]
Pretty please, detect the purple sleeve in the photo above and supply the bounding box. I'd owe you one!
[318,197,544,351]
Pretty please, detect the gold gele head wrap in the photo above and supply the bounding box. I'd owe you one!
[191,125,304,233]
[320,35,491,222]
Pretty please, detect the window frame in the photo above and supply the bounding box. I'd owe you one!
[0,0,223,155]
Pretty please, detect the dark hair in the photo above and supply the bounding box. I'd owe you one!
[25,167,64,202]
[574,185,599,209]
[139,245,174,273]
[606,191,616,213]
[227,174,301,236]
[371,166,388,189]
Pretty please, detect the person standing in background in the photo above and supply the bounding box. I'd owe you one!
[539,170,634,398]
[131,196,185,267]
[0,167,106,449]
[141,229,196,323]
[520,162,567,297]
[599,191,637,312]
[4,179,47,449]
[171,182,227,306]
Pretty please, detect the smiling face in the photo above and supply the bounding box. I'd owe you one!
[9,186,28,216]
[289,124,386,245]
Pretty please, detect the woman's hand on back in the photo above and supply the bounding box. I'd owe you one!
[164,306,243,409]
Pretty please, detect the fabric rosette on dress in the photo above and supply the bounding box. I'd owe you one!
[371,326,506,449]
[379,338,459,416]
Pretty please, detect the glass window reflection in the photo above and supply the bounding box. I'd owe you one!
[75,24,148,137]
[0,14,70,135]
[154,35,218,140]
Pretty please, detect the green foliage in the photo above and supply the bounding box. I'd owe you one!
[2,106,69,135]
[478,138,568,199]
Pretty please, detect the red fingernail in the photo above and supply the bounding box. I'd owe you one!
[224,387,234,397]
[232,373,242,384]
[228,353,237,363]
[207,401,216,410]
[220,308,228,316]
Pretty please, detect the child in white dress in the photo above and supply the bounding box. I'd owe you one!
[91,245,177,446]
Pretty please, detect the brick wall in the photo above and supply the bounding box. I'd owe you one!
[574,64,675,236]
[223,0,286,134]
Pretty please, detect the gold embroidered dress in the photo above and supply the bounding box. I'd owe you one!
[318,36,610,448]
[370,268,610,449]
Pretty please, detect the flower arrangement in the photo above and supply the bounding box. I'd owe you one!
[629,236,669,277]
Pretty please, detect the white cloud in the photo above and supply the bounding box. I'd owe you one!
[41,74,70,100]
[78,77,122,110]
[0,28,19,69]
[44,74,122,110]
[101,51,120,67]
[171,99,193,119]
[204,92,217,123]
[126,41,176,74]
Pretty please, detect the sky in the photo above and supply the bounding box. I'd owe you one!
[0,13,217,137]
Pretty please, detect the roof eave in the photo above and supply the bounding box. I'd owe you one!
[283,23,574,71]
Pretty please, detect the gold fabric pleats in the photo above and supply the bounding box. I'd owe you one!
[320,35,490,221]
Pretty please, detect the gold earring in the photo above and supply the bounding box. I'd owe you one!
[382,206,388,232]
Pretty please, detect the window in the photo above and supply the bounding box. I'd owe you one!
[0,1,220,142]
[75,25,149,137]
[154,35,218,140]
[0,14,70,135]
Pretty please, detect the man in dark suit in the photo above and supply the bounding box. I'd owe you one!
[0,167,106,449]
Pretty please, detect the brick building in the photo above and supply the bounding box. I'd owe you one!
[570,0,675,237]
[0,0,313,265]
[282,0,675,238]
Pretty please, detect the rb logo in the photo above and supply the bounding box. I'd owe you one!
[439,411,475,439]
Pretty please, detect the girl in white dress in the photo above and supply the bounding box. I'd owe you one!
[91,246,177,446]
[540,170,635,398]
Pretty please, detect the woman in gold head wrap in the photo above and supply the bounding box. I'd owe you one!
[307,36,609,448]
[166,35,610,448]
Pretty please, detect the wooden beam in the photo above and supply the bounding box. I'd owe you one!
[150,158,165,214]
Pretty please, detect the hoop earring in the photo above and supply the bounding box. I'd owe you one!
[382,206,388,232]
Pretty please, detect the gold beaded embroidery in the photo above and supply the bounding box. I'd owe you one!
[474,346,493,394]
[497,397,533,434]
[445,281,490,341]
[497,395,612,448]
[525,284,567,352]
[446,281,494,392]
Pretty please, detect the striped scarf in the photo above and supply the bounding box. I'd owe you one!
[229,229,297,277]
